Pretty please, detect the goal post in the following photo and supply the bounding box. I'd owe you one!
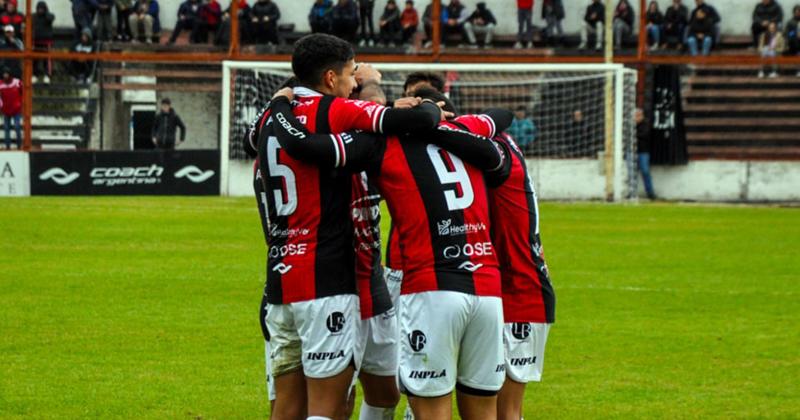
[220,61,638,201]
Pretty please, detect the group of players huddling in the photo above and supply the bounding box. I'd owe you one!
[244,34,556,420]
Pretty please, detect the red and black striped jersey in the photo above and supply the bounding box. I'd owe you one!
[487,133,556,324]
[385,224,403,270]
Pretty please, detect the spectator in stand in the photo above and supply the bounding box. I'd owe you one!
[251,0,280,45]
[198,0,222,43]
[115,0,133,41]
[96,0,115,41]
[216,0,251,46]
[442,0,468,46]
[400,0,418,45]
[579,0,605,51]
[688,0,720,45]
[664,0,688,48]
[33,1,54,85]
[0,66,21,150]
[378,0,401,46]
[129,0,160,43]
[613,0,634,49]
[646,1,663,50]
[0,25,22,78]
[508,106,536,148]
[635,108,656,200]
[152,98,186,150]
[787,5,800,76]
[71,0,98,40]
[464,2,496,48]
[331,0,359,42]
[422,1,433,47]
[309,0,333,34]
[168,0,201,44]
[515,0,533,49]
[358,0,375,46]
[758,22,785,78]
[1,1,24,39]
[542,0,565,46]
[687,7,713,56]
[71,28,95,83]
[752,0,783,48]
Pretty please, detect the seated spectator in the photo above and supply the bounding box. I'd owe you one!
[378,0,401,46]
[688,0,720,45]
[358,0,375,46]
[33,1,54,84]
[251,0,280,45]
[331,0,359,42]
[687,8,713,56]
[579,0,605,51]
[71,28,95,83]
[508,106,536,148]
[96,0,115,41]
[515,0,533,49]
[216,0,251,46]
[758,22,784,78]
[0,25,22,77]
[422,1,433,47]
[442,0,468,46]
[646,1,663,50]
[400,0,418,45]
[752,0,783,48]
[464,2,496,48]
[129,0,160,43]
[1,1,25,38]
[663,0,688,48]
[787,5,800,63]
[115,0,134,41]
[309,0,333,34]
[541,0,565,46]
[198,0,223,43]
[168,0,201,44]
[613,0,634,49]
[0,66,21,150]
[71,0,97,40]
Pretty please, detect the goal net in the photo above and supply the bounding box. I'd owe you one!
[221,62,638,201]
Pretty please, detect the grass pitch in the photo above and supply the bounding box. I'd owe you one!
[1,197,798,419]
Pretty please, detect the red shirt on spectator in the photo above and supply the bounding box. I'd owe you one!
[401,7,419,27]
[0,76,23,116]
[517,0,533,10]
[201,0,222,26]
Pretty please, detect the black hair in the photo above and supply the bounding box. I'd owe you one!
[414,86,458,115]
[291,34,355,88]
[161,98,171,105]
[403,72,446,94]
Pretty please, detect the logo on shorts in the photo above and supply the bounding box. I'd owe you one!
[326,312,346,333]
[408,330,427,352]
[409,369,446,379]
[511,323,532,340]
[307,350,346,361]
[510,357,537,366]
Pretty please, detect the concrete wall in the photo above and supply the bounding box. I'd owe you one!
[44,0,769,37]
[155,91,221,150]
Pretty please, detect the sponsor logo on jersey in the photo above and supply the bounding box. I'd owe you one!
[39,167,80,185]
[408,330,427,352]
[436,219,486,237]
[269,225,310,238]
[275,112,307,139]
[511,322,532,340]
[272,263,293,274]
[326,312,346,333]
[442,242,494,259]
[408,369,446,379]
[306,350,346,361]
[174,165,215,183]
[509,357,537,366]
[458,261,484,272]
[268,243,308,258]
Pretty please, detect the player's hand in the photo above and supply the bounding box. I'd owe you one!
[436,101,455,120]
[355,63,382,86]
[273,87,294,101]
[393,97,421,109]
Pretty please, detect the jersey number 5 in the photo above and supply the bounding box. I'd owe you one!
[426,144,474,211]
[267,137,297,216]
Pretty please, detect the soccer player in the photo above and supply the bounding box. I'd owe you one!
[268,89,514,420]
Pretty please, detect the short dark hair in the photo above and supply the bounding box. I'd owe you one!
[292,34,355,88]
[403,72,446,94]
[160,98,171,105]
[414,86,458,115]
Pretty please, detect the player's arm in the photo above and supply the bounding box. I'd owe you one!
[335,97,442,135]
[454,109,514,138]
[431,124,506,172]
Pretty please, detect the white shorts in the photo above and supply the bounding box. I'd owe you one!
[503,322,551,383]
[398,291,505,397]
[384,268,403,308]
[359,308,399,376]
[265,294,361,379]
[264,340,276,402]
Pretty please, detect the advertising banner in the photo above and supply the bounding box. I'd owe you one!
[0,152,30,196]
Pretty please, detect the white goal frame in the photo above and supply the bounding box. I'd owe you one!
[220,61,636,201]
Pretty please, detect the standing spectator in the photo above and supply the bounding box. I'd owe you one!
[752,0,783,48]
[613,0,634,49]
[635,109,656,200]
[95,0,115,41]
[0,66,21,150]
[542,0,565,46]
[787,5,800,76]
[422,1,433,47]
[33,1,55,84]
[663,0,688,48]
[71,28,95,83]
[688,0,720,45]
[378,0,401,46]
[251,0,280,45]
[687,7,713,56]
[442,0,468,46]
[399,0,418,45]
[1,1,24,39]
[115,0,134,41]
[515,0,533,49]
[129,0,160,43]
[71,0,98,40]
[216,0,251,46]
[331,0,359,42]
[646,1,664,50]
[758,22,785,78]
[198,0,222,43]
[309,0,333,34]
[508,106,536,148]
[358,0,375,46]
[463,2,496,48]
[152,98,186,150]
[567,109,594,156]
[168,0,201,44]
[0,25,22,78]
[579,0,605,51]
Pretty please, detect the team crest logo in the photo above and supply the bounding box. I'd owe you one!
[408,330,427,352]
[511,323,532,340]
[437,219,452,236]
[326,312,346,333]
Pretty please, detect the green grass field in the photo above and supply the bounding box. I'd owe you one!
[1,197,798,419]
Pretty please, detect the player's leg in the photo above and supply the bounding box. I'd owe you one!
[272,370,307,420]
[496,379,525,420]
[264,304,307,419]
[359,311,400,420]
[455,296,505,420]
[306,365,356,419]
[496,322,552,420]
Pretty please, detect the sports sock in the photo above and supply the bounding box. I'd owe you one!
[306,417,332,420]
[358,402,396,420]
